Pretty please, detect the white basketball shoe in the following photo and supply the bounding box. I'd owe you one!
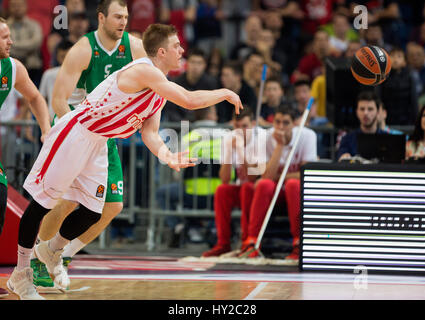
[35,241,70,291]
[7,267,45,300]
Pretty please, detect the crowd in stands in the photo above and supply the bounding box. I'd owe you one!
[1,0,425,256]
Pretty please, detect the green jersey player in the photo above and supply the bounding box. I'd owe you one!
[31,0,146,290]
[0,18,50,299]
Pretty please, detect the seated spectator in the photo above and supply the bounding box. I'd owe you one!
[293,80,320,126]
[128,0,161,35]
[159,0,197,52]
[202,108,267,257]
[242,50,265,96]
[337,91,387,161]
[405,104,425,160]
[237,106,317,264]
[47,0,88,67]
[2,0,58,38]
[360,22,392,53]
[406,42,425,98]
[7,0,43,86]
[409,21,425,47]
[291,29,332,83]
[255,28,283,78]
[321,12,359,57]
[216,61,257,124]
[206,47,224,79]
[299,0,335,35]
[162,48,219,123]
[193,0,224,54]
[258,77,285,125]
[377,47,418,126]
[39,40,73,121]
[261,9,297,85]
[344,39,361,59]
[230,14,263,61]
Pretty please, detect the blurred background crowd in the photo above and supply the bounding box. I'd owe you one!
[0,0,424,128]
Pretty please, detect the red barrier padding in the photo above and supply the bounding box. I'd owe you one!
[0,186,28,265]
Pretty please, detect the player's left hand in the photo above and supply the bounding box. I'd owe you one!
[167,151,198,172]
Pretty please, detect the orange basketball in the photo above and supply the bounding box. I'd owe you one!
[350,46,392,86]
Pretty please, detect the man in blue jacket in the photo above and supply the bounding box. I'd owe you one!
[337,91,386,161]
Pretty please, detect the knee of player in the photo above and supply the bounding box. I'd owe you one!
[86,210,102,225]
[103,202,123,218]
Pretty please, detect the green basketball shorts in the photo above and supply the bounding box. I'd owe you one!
[105,138,123,203]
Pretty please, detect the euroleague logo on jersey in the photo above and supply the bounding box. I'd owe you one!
[117,45,126,59]
[110,183,118,195]
[96,184,105,198]
[0,76,8,90]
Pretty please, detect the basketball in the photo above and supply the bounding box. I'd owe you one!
[350,45,392,86]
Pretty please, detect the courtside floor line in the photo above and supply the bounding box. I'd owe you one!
[68,272,425,286]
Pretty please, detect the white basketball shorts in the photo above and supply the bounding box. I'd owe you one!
[24,110,109,214]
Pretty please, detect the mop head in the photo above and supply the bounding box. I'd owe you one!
[180,249,298,266]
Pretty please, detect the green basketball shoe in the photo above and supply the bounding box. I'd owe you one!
[31,258,54,288]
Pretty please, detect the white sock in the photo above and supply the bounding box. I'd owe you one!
[48,233,70,252]
[17,245,33,271]
[30,237,47,259]
[62,238,86,258]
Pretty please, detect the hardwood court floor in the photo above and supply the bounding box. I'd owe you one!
[1,255,425,300]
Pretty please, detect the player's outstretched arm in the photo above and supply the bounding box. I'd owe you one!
[52,37,92,118]
[140,106,197,172]
[131,64,243,114]
[13,59,51,142]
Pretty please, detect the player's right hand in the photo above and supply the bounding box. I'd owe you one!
[225,90,243,115]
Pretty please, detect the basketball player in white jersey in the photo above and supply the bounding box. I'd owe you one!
[31,0,147,289]
[7,24,242,300]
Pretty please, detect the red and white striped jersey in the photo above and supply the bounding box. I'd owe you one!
[74,57,166,139]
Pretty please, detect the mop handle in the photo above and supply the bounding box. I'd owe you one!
[255,97,314,250]
[255,64,268,126]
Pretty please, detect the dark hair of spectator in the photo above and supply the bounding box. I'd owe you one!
[275,105,296,120]
[244,50,264,63]
[266,77,284,89]
[97,0,127,17]
[408,104,425,144]
[222,61,243,77]
[294,79,311,89]
[142,24,178,57]
[187,47,207,62]
[390,46,405,56]
[357,90,381,109]
[234,107,254,121]
[56,39,74,52]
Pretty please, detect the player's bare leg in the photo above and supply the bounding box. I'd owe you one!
[38,199,78,241]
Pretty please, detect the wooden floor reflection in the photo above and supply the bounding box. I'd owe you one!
[1,277,425,300]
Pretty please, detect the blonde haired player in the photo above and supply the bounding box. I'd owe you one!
[7,23,242,300]
[30,0,147,289]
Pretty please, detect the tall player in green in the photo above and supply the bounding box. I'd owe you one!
[0,18,50,298]
[31,0,146,289]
